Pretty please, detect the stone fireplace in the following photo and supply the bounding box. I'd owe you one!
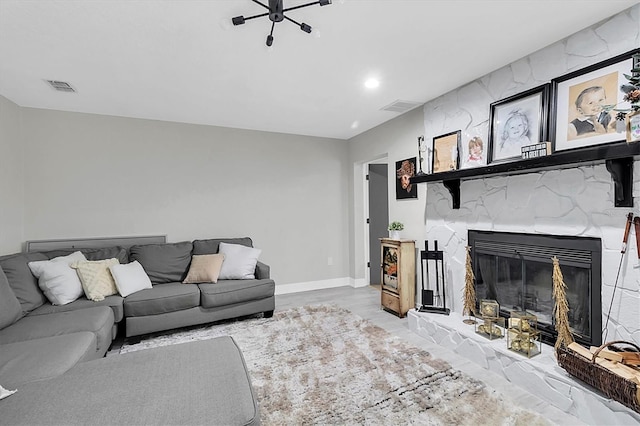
[468,230,602,347]
[409,165,640,423]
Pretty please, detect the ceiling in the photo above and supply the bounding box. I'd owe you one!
[0,0,638,140]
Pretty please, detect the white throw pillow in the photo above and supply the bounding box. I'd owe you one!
[218,242,261,280]
[28,251,87,305]
[109,261,153,297]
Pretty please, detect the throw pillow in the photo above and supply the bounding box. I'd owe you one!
[218,242,262,280]
[109,261,153,297]
[27,251,87,305]
[71,258,119,301]
[183,254,225,284]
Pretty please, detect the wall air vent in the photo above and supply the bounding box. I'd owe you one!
[381,100,423,113]
[46,80,76,92]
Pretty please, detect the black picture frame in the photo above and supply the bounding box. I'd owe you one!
[395,157,418,199]
[431,131,461,173]
[551,48,640,152]
[488,83,550,164]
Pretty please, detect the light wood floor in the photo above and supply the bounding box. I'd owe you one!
[276,285,584,425]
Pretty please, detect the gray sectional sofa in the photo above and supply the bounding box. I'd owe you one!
[0,237,275,391]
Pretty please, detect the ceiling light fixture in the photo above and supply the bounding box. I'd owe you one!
[364,78,380,89]
[232,0,332,46]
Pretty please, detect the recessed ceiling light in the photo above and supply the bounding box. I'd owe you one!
[351,121,360,129]
[364,78,379,89]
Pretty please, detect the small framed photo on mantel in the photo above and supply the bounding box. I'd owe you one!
[488,84,550,165]
[431,131,461,173]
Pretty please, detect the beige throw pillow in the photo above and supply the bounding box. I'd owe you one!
[183,254,225,284]
[71,258,119,301]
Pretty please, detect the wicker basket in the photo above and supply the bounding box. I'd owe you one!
[556,340,640,414]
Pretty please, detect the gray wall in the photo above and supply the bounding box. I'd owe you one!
[0,95,24,253]
[3,104,350,286]
[347,107,425,282]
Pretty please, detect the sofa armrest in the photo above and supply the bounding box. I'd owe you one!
[255,261,270,280]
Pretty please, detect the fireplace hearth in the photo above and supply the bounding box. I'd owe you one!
[469,230,602,347]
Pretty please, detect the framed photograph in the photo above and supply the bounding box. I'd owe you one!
[431,131,460,173]
[488,84,550,164]
[395,157,418,199]
[552,49,639,151]
[460,128,487,170]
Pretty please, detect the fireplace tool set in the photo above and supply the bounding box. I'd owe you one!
[418,240,450,315]
[604,212,640,341]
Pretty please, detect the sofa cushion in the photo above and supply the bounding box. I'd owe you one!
[0,332,97,388]
[71,258,119,301]
[0,252,48,314]
[0,267,22,329]
[129,242,193,284]
[28,295,124,323]
[124,283,200,317]
[198,279,275,309]
[192,237,253,255]
[109,261,153,297]
[218,242,261,280]
[183,254,225,284]
[0,306,114,355]
[43,246,128,264]
[0,337,260,426]
[28,251,87,305]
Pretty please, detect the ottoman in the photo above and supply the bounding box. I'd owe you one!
[0,336,260,425]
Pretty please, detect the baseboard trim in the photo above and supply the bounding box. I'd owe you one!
[275,277,366,295]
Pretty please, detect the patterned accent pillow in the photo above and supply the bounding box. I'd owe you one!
[183,254,225,284]
[71,258,119,301]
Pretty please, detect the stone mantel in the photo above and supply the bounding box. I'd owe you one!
[409,310,640,425]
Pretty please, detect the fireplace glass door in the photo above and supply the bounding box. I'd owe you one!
[469,231,601,347]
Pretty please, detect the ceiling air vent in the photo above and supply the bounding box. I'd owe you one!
[46,80,76,93]
[381,100,422,113]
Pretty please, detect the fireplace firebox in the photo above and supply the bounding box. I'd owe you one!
[469,230,602,347]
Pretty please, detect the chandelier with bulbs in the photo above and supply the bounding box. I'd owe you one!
[232,0,332,46]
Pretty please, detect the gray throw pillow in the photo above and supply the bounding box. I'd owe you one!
[192,237,253,255]
[0,266,23,329]
[129,242,193,285]
[43,246,128,264]
[0,252,48,315]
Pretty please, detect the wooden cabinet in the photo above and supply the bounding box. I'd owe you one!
[380,238,415,318]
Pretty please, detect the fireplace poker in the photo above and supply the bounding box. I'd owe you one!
[603,212,633,341]
[634,216,640,260]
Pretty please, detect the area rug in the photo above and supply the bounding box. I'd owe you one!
[120,305,548,425]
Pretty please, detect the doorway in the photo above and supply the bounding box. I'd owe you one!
[367,163,389,285]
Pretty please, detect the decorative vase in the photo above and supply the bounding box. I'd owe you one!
[390,230,401,240]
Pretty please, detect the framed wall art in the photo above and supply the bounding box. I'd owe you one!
[395,157,418,199]
[431,131,460,173]
[488,84,550,164]
[552,49,639,151]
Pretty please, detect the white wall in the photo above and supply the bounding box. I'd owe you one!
[14,107,350,287]
[422,6,640,345]
[0,95,24,253]
[348,107,426,281]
